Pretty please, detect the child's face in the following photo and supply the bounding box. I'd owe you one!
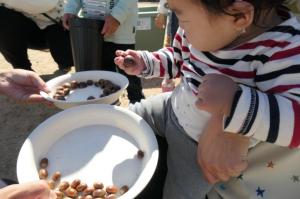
[168,0,247,52]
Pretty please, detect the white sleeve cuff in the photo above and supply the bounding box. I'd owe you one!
[138,51,162,78]
[224,85,253,134]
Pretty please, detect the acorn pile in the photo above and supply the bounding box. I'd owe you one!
[38,158,129,199]
[53,79,121,101]
[38,150,144,198]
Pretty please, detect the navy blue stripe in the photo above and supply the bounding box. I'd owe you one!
[162,51,173,79]
[174,46,182,57]
[185,77,200,88]
[266,94,280,143]
[175,61,181,75]
[242,89,259,135]
[241,54,269,64]
[290,93,300,98]
[268,25,300,36]
[255,64,300,82]
[203,52,269,65]
[224,89,243,128]
[186,59,206,76]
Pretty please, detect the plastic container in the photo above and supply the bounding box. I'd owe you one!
[69,17,104,71]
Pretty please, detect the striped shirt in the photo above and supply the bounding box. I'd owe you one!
[140,14,300,148]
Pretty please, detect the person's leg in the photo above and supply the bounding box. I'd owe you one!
[118,68,145,104]
[101,42,144,104]
[44,23,74,71]
[129,93,171,199]
[162,101,213,199]
[101,41,117,72]
[0,6,42,70]
[130,92,213,199]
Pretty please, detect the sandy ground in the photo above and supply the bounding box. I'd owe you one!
[0,49,165,182]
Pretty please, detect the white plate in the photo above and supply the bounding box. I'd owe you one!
[17,104,158,199]
[40,71,129,109]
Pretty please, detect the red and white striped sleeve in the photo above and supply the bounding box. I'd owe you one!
[224,42,300,148]
[138,28,187,79]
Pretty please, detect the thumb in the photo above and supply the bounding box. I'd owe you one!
[29,72,50,93]
[114,56,126,71]
[26,94,46,103]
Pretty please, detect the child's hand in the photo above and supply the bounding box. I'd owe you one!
[62,13,75,30]
[101,15,120,37]
[197,114,250,184]
[114,50,146,76]
[195,74,239,116]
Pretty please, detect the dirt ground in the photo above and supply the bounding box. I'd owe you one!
[0,49,165,182]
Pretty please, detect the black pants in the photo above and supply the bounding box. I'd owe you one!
[170,12,179,42]
[102,42,144,104]
[0,6,73,70]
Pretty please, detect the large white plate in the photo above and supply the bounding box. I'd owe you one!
[17,104,158,199]
[40,71,129,109]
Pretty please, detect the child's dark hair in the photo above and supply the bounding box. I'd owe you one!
[199,0,287,24]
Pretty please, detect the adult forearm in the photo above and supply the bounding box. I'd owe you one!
[0,184,23,199]
[0,181,55,199]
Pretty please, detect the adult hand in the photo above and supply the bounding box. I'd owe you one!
[155,14,167,29]
[0,69,49,103]
[195,73,239,116]
[0,181,56,199]
[101,15,120,37]
[114,50,146,76]
[62,13,75,30]
[197,114,250,184]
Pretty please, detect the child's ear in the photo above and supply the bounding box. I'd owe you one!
[227,1,254,32]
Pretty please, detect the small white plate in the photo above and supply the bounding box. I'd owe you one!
[17,104,158,199]
[40,71,129,109]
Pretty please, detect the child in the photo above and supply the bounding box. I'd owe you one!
[62,0,145,104]
[115,0,300,198]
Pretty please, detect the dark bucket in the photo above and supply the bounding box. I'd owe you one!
[69,17,104,71]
